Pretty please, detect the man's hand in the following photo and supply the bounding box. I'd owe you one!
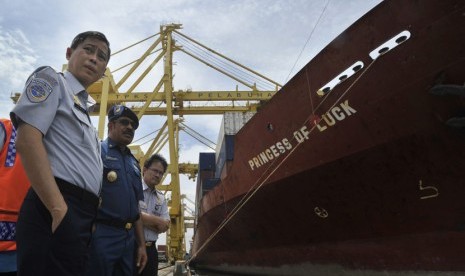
[156,219,170,233]
[135,245,147,274]
[141,212,171,233]
[16,123,69,234]
[51,203,68,233]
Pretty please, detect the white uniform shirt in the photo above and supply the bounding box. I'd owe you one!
[140,181,170,242]
[10,67,103,195]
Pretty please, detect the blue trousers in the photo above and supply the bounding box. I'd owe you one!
[86,224,135,276]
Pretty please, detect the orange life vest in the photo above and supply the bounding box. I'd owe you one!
[0,119,30,252]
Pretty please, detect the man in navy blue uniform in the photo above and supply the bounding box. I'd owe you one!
[87,105,147,276]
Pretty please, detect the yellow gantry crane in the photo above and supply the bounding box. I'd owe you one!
[11,23,282,261]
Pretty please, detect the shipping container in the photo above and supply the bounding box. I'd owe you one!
[214,135,235,179]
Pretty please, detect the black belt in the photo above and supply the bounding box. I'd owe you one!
[55,177,99,206]
[145,241,156,247]
[96,219,136,230]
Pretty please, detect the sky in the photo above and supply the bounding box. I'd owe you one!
[0,0,382,252]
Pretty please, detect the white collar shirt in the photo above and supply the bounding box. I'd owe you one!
[140,180,170,242]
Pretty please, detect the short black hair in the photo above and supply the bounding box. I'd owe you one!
[144,153,168,173]
[70,31,111,59]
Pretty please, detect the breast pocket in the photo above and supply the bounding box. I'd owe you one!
[71,105,95,149]
[103,160,122,185]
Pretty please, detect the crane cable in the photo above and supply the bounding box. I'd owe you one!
[180,123,216,151]
[173,34,277,91]
[284,0,331,84]
[111,33,159,56]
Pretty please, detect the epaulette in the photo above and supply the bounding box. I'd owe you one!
[25,66,57,85]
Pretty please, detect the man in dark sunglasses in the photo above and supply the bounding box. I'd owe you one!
[87,105,147,275]
[106,105,139,145]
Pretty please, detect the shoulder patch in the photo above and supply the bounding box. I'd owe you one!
[26,78,53,103]
[25,67,58,103]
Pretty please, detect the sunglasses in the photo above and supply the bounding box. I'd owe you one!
[116,118,138,129]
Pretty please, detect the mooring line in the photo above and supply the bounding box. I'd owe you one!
[189,56,379,264]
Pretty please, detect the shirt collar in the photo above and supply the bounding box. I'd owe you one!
[106,137,129,153]
[63,71,85,95]
[63,71,97,109]
[142,180,149,191]
[107,137,117,149]
[142,180,158,194]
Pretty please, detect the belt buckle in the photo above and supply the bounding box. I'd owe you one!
[145,241,153,247]
[125,222,132,230]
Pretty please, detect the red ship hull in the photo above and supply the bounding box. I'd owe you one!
[191,0,465,274]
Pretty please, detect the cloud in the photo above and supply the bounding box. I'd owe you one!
[1,0,383,252]
[0,27,38,118]
[0,30,35,84]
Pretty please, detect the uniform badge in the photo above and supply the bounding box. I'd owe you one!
[26,78,53,103]
[114,105,122,115]
[107,171,117,182]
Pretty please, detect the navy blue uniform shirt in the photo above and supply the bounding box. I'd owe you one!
[98,137,143,222]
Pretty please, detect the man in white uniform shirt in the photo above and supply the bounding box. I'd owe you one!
[138,154,170,276]
[11,31,109,275]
